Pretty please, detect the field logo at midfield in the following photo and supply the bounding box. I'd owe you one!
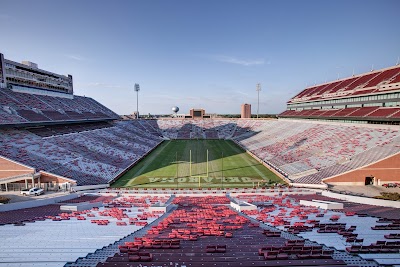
[147,177,256,183]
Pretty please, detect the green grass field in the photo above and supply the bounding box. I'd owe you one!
[112,139,284,188]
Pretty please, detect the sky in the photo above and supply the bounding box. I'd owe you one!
[1,0,399,115]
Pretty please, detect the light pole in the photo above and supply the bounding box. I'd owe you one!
[256,83,261,118]
[176,152,178,189]
[134,83,140,119]
[221,152,224,189]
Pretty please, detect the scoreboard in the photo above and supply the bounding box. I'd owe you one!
[189,109,208,119]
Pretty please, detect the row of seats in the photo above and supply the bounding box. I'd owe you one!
[96,195,347,267]
[237,193,400,259]
[110,119,399,186]
[346,244,399,254]
[290,65,400,102]
[289,194,400,219]
[232,120,400,184]
[280,106,400,119]
[0,88,119,125]
[2,117,399,186]
[0,121,162,185]
[151,119,239,139]
[0,194,167,267]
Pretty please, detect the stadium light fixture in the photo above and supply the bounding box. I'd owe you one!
[256,83,261,118]
[134,83,140,119]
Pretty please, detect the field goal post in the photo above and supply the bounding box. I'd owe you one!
[189,149,209,187]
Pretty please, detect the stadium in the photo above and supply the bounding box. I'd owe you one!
[1,50,400,267]
[1,55,399,190]
[1,1,400,266]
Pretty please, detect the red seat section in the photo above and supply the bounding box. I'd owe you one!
[96,196,348,267]
[0,88,119,126]
[281,65,400,122]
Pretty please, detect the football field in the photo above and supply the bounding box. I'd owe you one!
[112,139,284,188]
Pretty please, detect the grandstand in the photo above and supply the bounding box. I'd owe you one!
[2,51,391,189]
[2,190,399,267]
[0,53,133,190]
[232,120,400,185]
[1,116,400,189]
[1,53,400,267]
[0,88,119,125]
[113,119,400,187]
[279,65,400,124]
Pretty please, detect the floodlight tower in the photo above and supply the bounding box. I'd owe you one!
[256,83,261,118]
[134,83,140,119]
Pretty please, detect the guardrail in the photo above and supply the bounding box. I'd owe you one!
[322,190,400,208]
[0,193,79,212]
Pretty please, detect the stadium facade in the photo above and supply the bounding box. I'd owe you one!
[0,52,73,96]
[279,65,400,124]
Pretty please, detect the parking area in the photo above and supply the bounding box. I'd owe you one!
[0,190,71,204]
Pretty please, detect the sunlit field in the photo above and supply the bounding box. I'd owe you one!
[112,139,283,188]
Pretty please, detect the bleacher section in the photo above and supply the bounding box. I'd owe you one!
[280,65,400,122]
[289,65,400,103]
[231,120,400,184]
[76,194,382,267]
[0,194,168,267]
[288,194,400,220]
[0,121,162,185]
[136,119,239,140]
[0,88,119,125]
[280,107,400,120]
[1,117,399,186]
[236,193,399,266]
[2,187,398,267]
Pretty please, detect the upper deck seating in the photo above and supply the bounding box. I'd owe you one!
[0,88,119,125]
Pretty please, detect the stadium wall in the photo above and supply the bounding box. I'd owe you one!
[0,193,80,212]
[0,116,116,129]
[323,152,400,185]
[322,191,400,208]
[72,184,109,191]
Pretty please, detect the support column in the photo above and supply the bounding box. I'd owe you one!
[5,183,8,192]
[25,179,28,188]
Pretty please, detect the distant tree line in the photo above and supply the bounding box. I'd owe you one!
[218,114,278,118]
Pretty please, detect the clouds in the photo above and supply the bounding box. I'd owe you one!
[213,55,266,66]
[75,82,127,92]
[235,90,250,96]
[199,53,269,67]
[65,54,86,61]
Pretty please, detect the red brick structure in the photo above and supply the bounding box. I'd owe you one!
[241,104,251,118]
